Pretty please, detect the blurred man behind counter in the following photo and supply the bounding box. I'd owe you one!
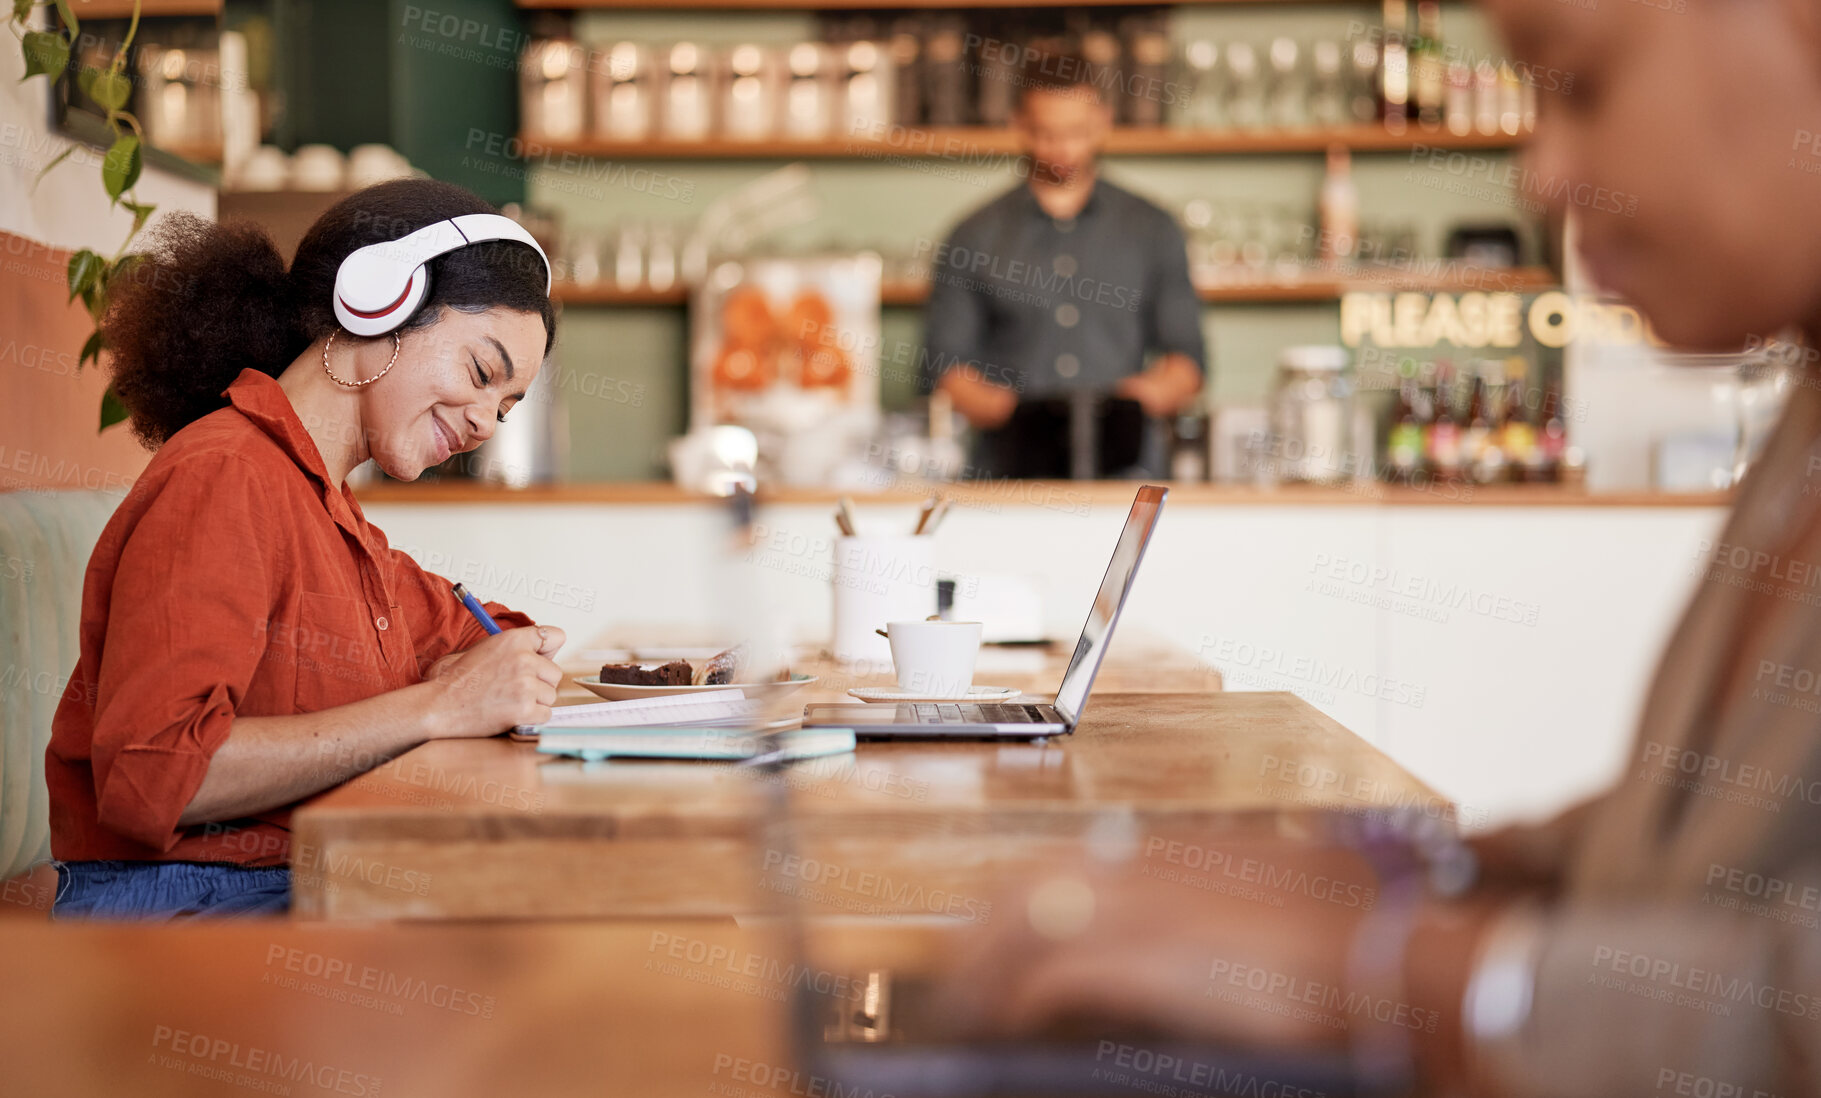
[920,50,1207,480]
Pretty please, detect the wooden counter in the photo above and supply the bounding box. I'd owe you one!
[290,692,1445,921]
[352,478,1732,508]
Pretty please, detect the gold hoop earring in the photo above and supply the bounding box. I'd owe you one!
[322,329,401,389]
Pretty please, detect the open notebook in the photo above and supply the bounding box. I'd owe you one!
[518,690,852,762]
[510,691,765,739]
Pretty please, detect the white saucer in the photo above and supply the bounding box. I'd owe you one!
[847,685,1022,704]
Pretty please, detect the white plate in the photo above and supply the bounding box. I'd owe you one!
[846,684,1022,704]
[574,674,817,702]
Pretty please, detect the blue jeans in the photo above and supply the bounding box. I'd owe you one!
[52,860,291,920]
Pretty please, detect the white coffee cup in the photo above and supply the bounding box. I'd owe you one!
[885,620,982,697]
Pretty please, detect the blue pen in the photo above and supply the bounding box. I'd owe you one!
[452,582,502,635]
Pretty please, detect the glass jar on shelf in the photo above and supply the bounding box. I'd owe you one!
[612,220,647,291]
[1175,39,1224,130]
[592,41,657,141]
[660,42,716,141]
[1307,40,1347,128]
[1268,345,1356,484]
[521,37,586,141]
[1346,37,1382,125]
[721,43,780,140]
[566,230,604,285]
[1265,37,1305,129]
[1223,42,1266,130]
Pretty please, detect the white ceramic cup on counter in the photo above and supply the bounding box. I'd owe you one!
[831,535,936,664]
[884,619,982,698]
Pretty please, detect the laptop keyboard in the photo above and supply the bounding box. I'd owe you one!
[912,703,1046,724]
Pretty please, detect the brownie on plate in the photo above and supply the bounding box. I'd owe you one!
[598,660,693,686]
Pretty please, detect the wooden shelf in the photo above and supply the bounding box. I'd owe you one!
[527,125,1524,161]
[66,0,221,17]
[551,266,1556,308]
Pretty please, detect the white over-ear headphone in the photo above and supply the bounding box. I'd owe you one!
[331,213,551,338]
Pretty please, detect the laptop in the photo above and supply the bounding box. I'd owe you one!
[802,485,1166,740]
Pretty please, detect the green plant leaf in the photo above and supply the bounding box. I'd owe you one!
[67,249,103,302]
[52,0,77,37]
[12,1,33,24]
[123,199,155,236]
[21,31,69,82]
[89,68,130,111]
[31,145,73,192]
[110,252,146,284]
[101,133,140,203]
[81,283,105,321]
[78,328,104,371]
[76,64,95,99]
[99,386,128,432]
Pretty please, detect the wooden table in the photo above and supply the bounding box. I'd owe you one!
[291,691,1446,921]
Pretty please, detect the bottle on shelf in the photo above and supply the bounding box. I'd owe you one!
[1462,367,1494,481]
[1126,15,1173,128]
[1473,60,1500,135]
[1498,358,1537,482]
[1386,375,1427,482]
[1537,377,1568,482]
[889,20,922,126]
[1380,0,1411,134]
[1497,61,1524,136]
[1444,60,1473,136]
[1319,145,1360,266]
[1411,1,1446,131]
[1425,361,1463,482]
[923,16,969,127]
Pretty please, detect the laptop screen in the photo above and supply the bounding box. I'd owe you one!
[1051,485,1167,725]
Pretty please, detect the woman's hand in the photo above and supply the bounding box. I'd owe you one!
[424,626,562,736]
[424,625,566,684]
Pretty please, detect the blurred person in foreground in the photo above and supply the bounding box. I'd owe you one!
[921,52,1206,479]
[942,1,1821,1094]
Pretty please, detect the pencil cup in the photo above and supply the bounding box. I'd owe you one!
[831,535,937,664]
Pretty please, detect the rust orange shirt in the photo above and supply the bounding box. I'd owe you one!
[47,368,536,865]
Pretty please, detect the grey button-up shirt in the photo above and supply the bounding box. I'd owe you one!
[920,178,1208,401]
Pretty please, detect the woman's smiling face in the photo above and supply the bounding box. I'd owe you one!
[1481,0,1821,348]
[356,306,548,480]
